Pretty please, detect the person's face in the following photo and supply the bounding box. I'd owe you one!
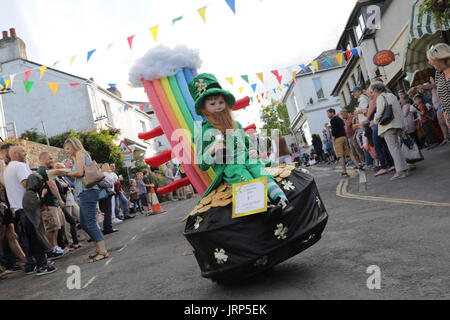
[64,144,75,156]
[137,173,143,180]
[429,58,447,72]
[414,97,421,105]
[131,181,136,186]
[16,148,27,163]
[204,95,226,114]
[65,161,73,169]
[109,163,115,172]
[44,155,54,169]
[430,76,435,85]
[352,90,362,99]
[55,164,64,170]
[0,149,10,162]
[326,111,334,119]
[340,111,348,119]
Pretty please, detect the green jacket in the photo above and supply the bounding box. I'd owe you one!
[195,120,273,200]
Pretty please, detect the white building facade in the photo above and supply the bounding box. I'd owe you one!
[0,28,157,164]
[283,50,346,145]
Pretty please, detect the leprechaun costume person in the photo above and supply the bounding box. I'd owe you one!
[189,73,294,214]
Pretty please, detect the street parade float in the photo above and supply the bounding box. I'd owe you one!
[129,45,328,283]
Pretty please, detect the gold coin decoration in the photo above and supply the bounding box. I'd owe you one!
[197,204,212,213]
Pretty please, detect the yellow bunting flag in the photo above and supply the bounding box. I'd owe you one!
[0,79,10,90]
[310,61,319,72]
[239,87,244,93]
[48,82,59,96]
[198,6,207,23]
[256,73,264,83]
[70,56,76,67]
[127,83,133,88]
[292,71,297,83]
[39,66,47,80]
[336,53,344,65]
[150,25,159,42]
[226,77,233,86]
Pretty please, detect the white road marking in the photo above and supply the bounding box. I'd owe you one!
[130,235,137,241]
[118,245,127,252]
[82,276,97,289]
[104,258,113,267]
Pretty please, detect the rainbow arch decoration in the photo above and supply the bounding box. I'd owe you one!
[130,45,252,196]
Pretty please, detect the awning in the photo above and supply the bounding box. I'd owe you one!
[403,0,450,73]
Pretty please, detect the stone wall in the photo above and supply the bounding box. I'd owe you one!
[10,139,69,169]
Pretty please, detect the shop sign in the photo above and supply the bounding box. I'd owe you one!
[373,50,395,67]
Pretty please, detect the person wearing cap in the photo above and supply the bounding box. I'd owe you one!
[189,74,294,215]
[427,43,450,130]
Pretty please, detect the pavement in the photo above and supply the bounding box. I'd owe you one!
[0,144,449,300]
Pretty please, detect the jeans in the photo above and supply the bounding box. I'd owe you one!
[99,196,113,233]
[114,192,129,218]
[14,209,36,269]
[79,189,103,242]
[372,126,393,169]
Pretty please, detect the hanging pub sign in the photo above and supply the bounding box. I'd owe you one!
[373,50,395,67]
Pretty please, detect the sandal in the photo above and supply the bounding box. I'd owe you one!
[88,250,98,259]
[374,169,388,177]
[71,244,82,250]
[88,252,109,263]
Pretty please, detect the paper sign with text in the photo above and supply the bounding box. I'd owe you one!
[232,176,268,219]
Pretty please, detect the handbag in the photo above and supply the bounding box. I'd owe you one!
[98,189,108,200]
[401,133,424,164]
[379,94,394,126]
[81,157,105,188]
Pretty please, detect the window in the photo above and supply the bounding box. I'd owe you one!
[341,93,348,106]
[101,100,111,124]
[312,78,325,100]
[140,120,147,133]
[293,95,300,112]
[351,73,358,87]
[355,14,366,40]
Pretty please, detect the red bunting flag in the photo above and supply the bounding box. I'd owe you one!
[345,50,352,61]
[24,70,32,83]
[271,70,282,85]
[127,35,135,50]
[69,83,80,87]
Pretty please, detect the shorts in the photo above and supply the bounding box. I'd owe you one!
[139,193,149,207]
[41,206,65,233]
[333,136,351,158]
[349,134,364,159]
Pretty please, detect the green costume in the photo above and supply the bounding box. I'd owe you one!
[190,74,287,203]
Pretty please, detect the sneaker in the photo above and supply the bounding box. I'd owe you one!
[112,218,123,224]
[48,248,67,261]
[124,215,135,220]
[341,172,350,177]
[35,265,57,276]
[5,264,22,274]
[25,265,37,274]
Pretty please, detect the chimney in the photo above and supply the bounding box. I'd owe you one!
[0,27,27,62]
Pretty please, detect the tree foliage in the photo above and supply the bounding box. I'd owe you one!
[260,100,292,148]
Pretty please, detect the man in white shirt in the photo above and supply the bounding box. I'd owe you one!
[352,86,374,168]
[3,146,34,272]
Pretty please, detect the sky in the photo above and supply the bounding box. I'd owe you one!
[0,0,356,128]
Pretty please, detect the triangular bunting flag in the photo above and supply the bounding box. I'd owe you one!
[0,78,6,89]
[271,70,282,85]
[299,64,308,73]
[150,25,159,42]
[261,93,264,98]
[226,77,233,86]
[9,74,15,90]
[345,50,352,61]
[197,6,207,23]
[39,66,47,79]
[127,35,135,50]
[251,84,257,92]
[24,70,32,83]
[53,61,60,66]
[336,53,344,65]
[310,61,319,73]
[239,87,244,93]
[292,71,297,83]
[141,104,147,111]
[108,84,117,88]
[127,83,133,88]
[256,73,264,83]
[48,82,59,96]
[69,83,80,87]
[70,56,76,67]
[24,81,34,93]
[323,60,330,70]
[87,49,96,62]
[241,75,249,83]
[325,57,333,67]
[225,0,236,14]
[351,48,359,57]
[106,42,114,51]
[172,16,183,25]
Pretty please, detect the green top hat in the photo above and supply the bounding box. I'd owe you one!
[188,73,236,116]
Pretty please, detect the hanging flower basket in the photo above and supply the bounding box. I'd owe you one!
[420,0,450,30]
